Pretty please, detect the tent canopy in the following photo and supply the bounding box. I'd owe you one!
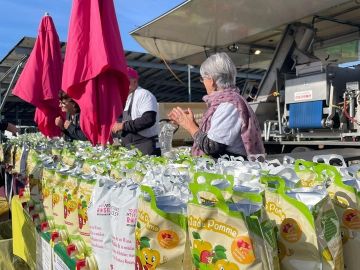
[131,0,360,68]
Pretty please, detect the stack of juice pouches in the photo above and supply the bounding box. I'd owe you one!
[77,175,97,245]
[261,174,343,270]
[52,170,69,232]
[42,166,57,229]
[63,173,96,264]
[188,171,278,270]
[49,159,99,269]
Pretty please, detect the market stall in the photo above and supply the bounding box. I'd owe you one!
[1,133,360,270]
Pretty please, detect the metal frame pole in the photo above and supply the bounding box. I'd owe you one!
[0,58,26,113]
[188,65,193,102]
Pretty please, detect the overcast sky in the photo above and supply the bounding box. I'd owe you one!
[0,0,184,58]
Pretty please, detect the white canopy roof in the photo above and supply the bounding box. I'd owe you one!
[131,0,357,67]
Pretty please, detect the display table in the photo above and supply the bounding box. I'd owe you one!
[11,195,36,270]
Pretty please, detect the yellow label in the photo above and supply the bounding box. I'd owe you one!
[231,236,256,265]
[188,215,238,238]
[266,201,286,221]
[138,210,160,232]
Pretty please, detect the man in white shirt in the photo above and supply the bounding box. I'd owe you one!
[112,67,159,155]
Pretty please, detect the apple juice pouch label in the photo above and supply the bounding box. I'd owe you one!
[188,172,267,270]
[136,185,187,270]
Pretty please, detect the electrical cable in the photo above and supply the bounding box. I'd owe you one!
[153,38,187,86]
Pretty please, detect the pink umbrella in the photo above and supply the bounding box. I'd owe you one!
[62,0,129,145]
[13,14,63,137]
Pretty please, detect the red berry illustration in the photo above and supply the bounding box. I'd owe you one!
[200,250,213,264]
[237,239,251,249]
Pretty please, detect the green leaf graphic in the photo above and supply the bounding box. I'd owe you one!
[215,250,227,260]
[193,256,200,268]
[193,253,200,263]
[140,237,150,250]
[140,236,150,242]
[214,245,226,253]
[192,231,201,240]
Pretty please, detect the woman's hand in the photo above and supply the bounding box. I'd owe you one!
[111,122,124,133]
[55,117,64,129]
[168,107,199,137]
[64,120,71,130]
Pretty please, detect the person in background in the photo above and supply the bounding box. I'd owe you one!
[55,91,87,141]
[168,52,265,160]
[112,67,159,155]
[0,120,18,135]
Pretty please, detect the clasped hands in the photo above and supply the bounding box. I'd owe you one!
[55,117,71,130]
[168,107,199,137]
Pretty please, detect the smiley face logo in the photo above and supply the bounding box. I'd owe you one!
[141,248,160,270]
[280,218,302,242]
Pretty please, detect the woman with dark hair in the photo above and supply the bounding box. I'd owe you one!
[55,91,87,141]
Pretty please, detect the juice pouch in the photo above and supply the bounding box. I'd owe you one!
[109,166,124,182]
[26,149,38,176]
[13,145,29,177]
[188,172,267,270]
[232,186,280,270]
[27,151,43,202]
[315,164,360,270]
[88,179,115,270]
[82,159,96,175]
[109,160,132,182]
[136,185,187,270]
[10,144,16,167]
[42,167,56,223]
[262,176,343,270]
[3,143,12,164]
[64,174,81,237]
[294,160,322,187]
[52,171,68,227]
[78,176,97,246]
[62,149,77,167]
[51,147,62,158]
[13,145,23,174]
[111,182,138,270]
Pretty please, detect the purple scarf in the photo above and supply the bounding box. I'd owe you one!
[192,87,265,157]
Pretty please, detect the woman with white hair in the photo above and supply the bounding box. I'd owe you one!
[169,52,265,159]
